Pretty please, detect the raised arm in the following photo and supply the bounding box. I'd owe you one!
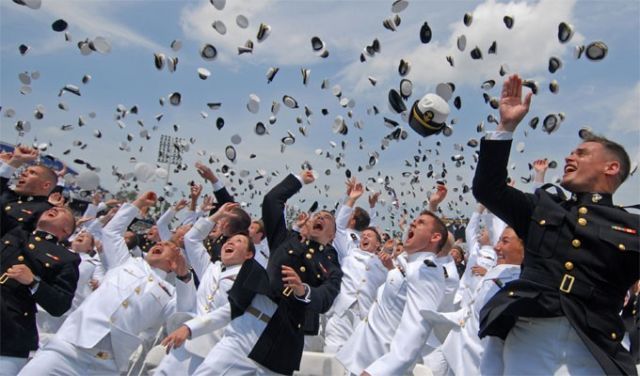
[472,75,537,237]
[333,179,364,259]
[262,171,311,250]
[428,183,448,213]
[183,217,215,279]
[157,199,187,241]
[195,162,234,211]
[101,192,156,270]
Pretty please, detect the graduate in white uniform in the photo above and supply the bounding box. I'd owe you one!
[338,210,448,375]
[19,192,195,376]
[154,207,253,375]
[332,177,378,263]
[441,226,523,375]
[325,180,388,353]
[249,219,270,268]
[362,210,448,376]
[454,204,502,307]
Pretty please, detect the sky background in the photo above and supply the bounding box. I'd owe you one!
[1,0,639,230]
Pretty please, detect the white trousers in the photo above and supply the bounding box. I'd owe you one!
[153,345,203,376]
[193,294,283,375]
[0,356,28,376]
[503,316,603,375]
[18,337,118,376]
[324,310,356,354]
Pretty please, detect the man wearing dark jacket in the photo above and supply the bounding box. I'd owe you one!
[188,170,343,375]
[1,146,57,237]
[0,206,80,375]
[473,74,639,375]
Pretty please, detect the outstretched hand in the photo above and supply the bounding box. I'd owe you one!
[300,170,315,185]
[498,74,533,132]
[195,162,217,183]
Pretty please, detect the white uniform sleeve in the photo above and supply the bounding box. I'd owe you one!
[485,212,507,249]
[184,303,232,339]
[175,276,197,313]
[484,131,513,140]
[82,202,107,221]
[100,203,138,270]
[183,217,215,279]
[91,256,105,282]
[181,210,200,226]
[332,203,354,261]
[365,262,444,375]
[156,208,176,241]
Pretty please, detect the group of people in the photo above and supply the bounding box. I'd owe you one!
[1,75,638,375]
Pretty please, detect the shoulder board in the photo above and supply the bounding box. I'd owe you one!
[423,259,437,268]
[537,183,567,201]
[442,265,449,278]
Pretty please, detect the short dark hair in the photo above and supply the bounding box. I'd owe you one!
[582,134,631,186]
[226,207,251,235]
[362,226,382,243]
[252,219,265,241]
[352,207,371,232]
[419,210,449,251]
[227,232,255,259]
[59,206,77,241]
[450,244,465,258]
[35,164,58,194]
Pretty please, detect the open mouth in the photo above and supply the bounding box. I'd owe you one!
[150,247,162,255]
[362,240,370,248]
[313,222,324,231]
[564,165,577,174]
[407,229,415,240]
[223,246,234,254]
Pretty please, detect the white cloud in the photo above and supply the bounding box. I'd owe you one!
[610,81,640,133]
[1,0,166,54]
[337,0,583,95]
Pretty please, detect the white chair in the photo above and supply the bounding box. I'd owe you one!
[136,345,166,375]
[412,363,434,376]
[294,351,347,376]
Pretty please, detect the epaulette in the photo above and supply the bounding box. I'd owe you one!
[442,265,449,278]
[423,259,437,267]
[537,183,567,201]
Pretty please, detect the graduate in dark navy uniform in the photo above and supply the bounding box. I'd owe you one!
[0,146,58,237]
[188,170,343,375]
[473,74,639,375]
[194,162,242,262]
[0,206,80,375]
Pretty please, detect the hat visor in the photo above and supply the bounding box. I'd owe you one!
[408,101,444,137]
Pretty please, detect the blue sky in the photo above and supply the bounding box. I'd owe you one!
[1,0,638,230]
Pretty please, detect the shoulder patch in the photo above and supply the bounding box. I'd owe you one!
[423,259,437,267]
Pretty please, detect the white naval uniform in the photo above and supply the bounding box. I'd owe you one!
[364,252,446,375]
[332,203,362,263]
[178,294,278,375]
[36,252,104,346]
[441,264,521,376]
[420,255,461,376]
[336,254,409,375]
[324,248,387,353]
[254,239,270,269]
[454,210,500,307]
[19,203,195,375]
[154,217,240,375]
